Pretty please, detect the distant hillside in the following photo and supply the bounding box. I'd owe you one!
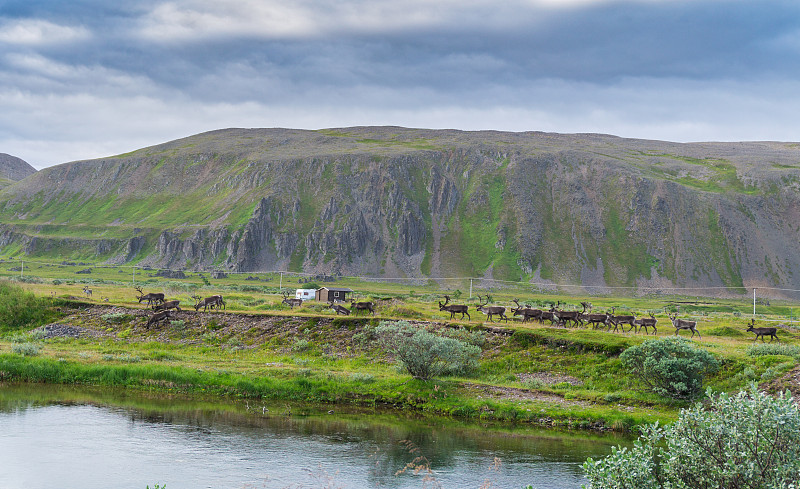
[0,153,36,189]
[1,127,799,293]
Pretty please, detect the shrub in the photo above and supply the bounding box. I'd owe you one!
[12,342,41,356]
[747,343,800,359]
[292,339,311,352]
[0,280,58,332]
[102,313,133,324]
[584,386,800,489]
[349,372,375,383]
[373,320,481,380]
[619,336,719,400]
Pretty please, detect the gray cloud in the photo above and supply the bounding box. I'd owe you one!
[1,0,800,168]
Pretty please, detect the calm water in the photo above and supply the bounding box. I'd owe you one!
[0,384,623,489]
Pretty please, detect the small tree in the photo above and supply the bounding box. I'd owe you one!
[620,336,719,400]
[374,321,481,380]
[584,386,800,489]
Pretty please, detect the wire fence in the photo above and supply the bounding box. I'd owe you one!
[5,257,800,324]
[5,257,800,302]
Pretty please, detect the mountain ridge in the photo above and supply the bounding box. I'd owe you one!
[1,127,799,294]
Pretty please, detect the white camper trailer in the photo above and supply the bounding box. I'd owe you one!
[295,289,316,301]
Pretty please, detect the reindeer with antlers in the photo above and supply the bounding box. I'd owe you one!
[606,307,637,333]
[135,286,165,307]
[551,303,585,328]
[511,299,541,323]
[746,318,778,342]
[633,313,658,335]
[194,294,225,312]
[669,313,701,338]
[439,295,471,321]
[82,285,92,298]
[282,291,303,308]
[476,295,508,322]
[146,310,171,328]
[327,300,350,315]
[350,298,375,315]
[153,300,181,313]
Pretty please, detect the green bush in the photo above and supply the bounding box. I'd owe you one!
[12,342,41,356]
[747,343,800,359]
[0,280,59,332]
[374,320,481,380]
[349,372,375,383]
[584,386,800,489]
[620,336,719,400]
[291,339,311,352]
[102,313,133,324]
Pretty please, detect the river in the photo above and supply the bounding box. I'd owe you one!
[0,384,624,489]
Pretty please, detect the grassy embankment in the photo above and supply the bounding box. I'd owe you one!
[1,275,799,432]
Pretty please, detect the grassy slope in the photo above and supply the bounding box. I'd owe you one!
[1,279,798,433]
[2,128,798,286]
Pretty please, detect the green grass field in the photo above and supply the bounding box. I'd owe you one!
[1,260,798,433]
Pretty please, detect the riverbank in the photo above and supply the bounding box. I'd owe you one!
[2,298,799,432]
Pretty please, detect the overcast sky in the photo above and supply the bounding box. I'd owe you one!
[2,0,800,169]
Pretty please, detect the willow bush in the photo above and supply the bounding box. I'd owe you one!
[619,336,719,400]
[0,280,60,333]
[584,386,800,489]
[374,320,481,380]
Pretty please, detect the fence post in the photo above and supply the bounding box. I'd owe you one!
[469,279,473,299]
[753,288,756,316]
[21,260,23,278]
[280,272,283,291]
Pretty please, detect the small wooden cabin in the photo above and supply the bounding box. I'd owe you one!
[315,287,353,303]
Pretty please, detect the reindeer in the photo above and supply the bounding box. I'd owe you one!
[634,314,658,335]
[82,285,92,298]
[194,295,224,312]
[439,295,471,321]
[606,307,636,333]
[511,299,541,323]
[669,313,701,338]
[327,300,350,315]
[282,291,304,308]
[153,300,181,313]
[350,299,375,315]
[135,286,165,306]
[539,309,557,325]
[146,310,171,327]
[551,303,585,328]
[475,295,508,322]
[581,311,611,330]
[746,319,778,342]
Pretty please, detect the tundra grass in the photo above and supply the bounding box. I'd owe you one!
[1,280,799,432]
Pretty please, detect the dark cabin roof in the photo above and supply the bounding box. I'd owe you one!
[318,287,353,292]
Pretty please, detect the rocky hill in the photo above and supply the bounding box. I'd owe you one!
[1,127,799,293]
[0,153,36,189]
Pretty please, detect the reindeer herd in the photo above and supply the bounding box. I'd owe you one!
[437,295,716,338]
[133,286,227,327]
[81,285,780,342]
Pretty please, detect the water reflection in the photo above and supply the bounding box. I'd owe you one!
[0,383,624,489]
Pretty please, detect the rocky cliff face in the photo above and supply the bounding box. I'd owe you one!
[1,127,799,293]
